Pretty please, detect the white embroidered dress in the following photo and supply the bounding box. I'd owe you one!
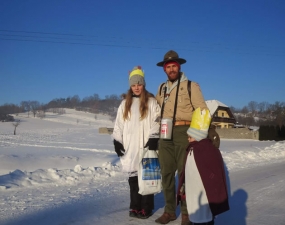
[112,97,160,173]
[185,151,213,223]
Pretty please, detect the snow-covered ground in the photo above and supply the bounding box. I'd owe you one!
[0,109,284,225]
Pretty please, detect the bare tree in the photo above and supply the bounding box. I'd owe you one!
[271,101,285,127]
[258,101,267,114]
[30,101,40,117]
[20,101,31,117]
[70,95,81,108]
[229,106,239,113]
[241,106,249,115]
[248,101,258,116]
[12,120,21,135]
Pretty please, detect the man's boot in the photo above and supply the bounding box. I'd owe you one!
[155,212,176,224]
[181,214,191,225]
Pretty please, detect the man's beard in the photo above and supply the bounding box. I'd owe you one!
[168,72,179,82]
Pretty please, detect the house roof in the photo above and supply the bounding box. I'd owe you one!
[205,100,228,116]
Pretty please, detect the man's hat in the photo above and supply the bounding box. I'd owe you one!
[156,50,186,67]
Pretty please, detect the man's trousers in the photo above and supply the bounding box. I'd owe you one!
[158,125,189,214]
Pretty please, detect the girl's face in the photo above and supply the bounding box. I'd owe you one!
[131,84,143,96]
[188,136,196,143]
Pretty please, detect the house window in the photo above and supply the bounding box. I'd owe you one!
[222,113,224,117]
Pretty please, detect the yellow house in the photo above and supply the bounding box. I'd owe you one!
[206,100,236,129]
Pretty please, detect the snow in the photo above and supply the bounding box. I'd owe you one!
[0,109,284,225]
[205,100,228,116]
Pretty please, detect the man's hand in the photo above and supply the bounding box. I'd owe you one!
[144,138,159,150]
[113,139,125,157]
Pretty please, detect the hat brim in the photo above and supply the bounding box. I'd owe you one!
[156,58,186,67]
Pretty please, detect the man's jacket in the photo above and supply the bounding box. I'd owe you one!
[156,73,207,121]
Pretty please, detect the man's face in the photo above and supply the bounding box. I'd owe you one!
[164,62,180,81]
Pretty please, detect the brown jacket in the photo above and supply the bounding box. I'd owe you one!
[155,76,207,121]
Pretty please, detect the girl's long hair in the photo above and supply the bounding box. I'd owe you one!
[121,86,154,121]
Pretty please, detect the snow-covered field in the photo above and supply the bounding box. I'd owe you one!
[0,109,284,225]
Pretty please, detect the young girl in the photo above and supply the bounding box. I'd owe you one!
[177,108,229,225]
[112,66,160,219]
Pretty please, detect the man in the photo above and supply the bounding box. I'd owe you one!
[155,50,208,225]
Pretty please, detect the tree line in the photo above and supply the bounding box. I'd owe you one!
[229,100,285,127]
[0,94,122,120]
[0,96,284,127]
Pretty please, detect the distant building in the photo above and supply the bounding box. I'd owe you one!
[206,100,236,129]
[0,114,14,122]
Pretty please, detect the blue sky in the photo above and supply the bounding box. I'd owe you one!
[1,0,284,109]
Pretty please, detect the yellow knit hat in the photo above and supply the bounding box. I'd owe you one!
[129,66,145,86]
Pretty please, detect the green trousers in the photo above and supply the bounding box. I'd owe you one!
[158,125,189,214]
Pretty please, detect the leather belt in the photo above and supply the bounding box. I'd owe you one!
[174,120,191,126]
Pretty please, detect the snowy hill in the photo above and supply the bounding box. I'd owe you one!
[0,109,285,225]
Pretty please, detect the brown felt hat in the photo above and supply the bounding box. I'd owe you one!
[156,50,186,67]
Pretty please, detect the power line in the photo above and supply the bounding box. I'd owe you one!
[0,29,97,38]
[0,37,164,49]
[1,29,285,56]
